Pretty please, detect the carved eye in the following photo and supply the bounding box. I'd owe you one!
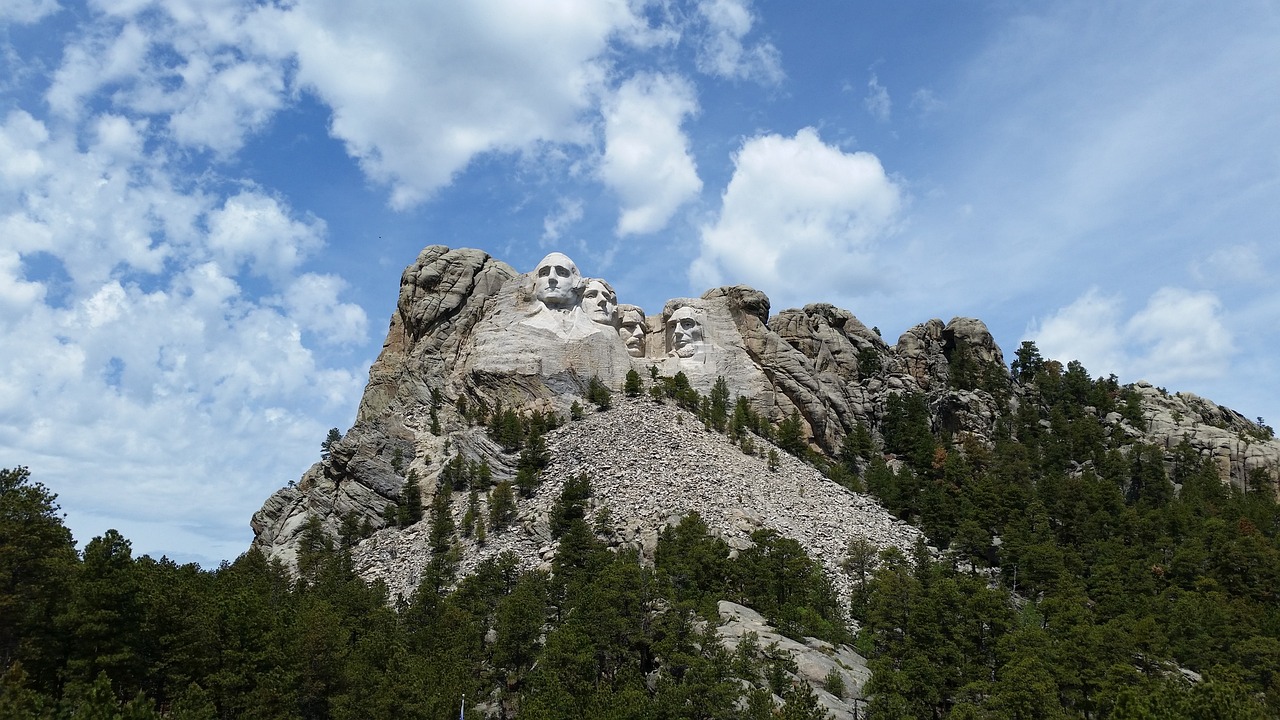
[555,266,571,278]
[538,266,551,277]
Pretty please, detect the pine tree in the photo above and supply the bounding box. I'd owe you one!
[708,376,730,432]
[489,482,517,530]
[587,376,612,410]
[624,368,643,397]
[321,428,342,459]
[399,470,424,526]
[428,486,454,555]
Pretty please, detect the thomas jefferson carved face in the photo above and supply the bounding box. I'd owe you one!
[618,305,646,357]
[533,252,581,310]
[581,278,618,326]
[667,306,705,358]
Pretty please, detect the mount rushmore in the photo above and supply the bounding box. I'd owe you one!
[251,245,1280,596]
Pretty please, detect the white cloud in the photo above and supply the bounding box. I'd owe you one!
[0,111,50,188]
[278,0,640,208]
[1192,242,1266,286]
[864,73,891,122]
[910,87,943,117]
[0,0,59,25]
[1025,287,1126,375]
[45,4,292,155]
[0,249,45,314]
[599,72,702,236]
[0,100,366,564]
[281,273,369,347]
[206,191,325,280]
[694,0,783,84]
[1127,287,1233,382]
[542,197,585,244]
[692,127,903,307]
[1028,286,1234,384]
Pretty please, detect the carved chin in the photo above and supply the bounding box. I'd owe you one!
[538,292,574,310]
[626,345,645,358]
[674,344,697,358]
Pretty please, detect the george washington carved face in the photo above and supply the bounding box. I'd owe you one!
[533,252,581,310]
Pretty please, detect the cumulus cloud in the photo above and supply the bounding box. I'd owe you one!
[694,0,783,84]
[0,101,366,563]
[45,4,291,155]
[1028,286,1234,384]
[279,0,640,208]
[1026,288,1127,375]
[206,192,326,280]
[599,72,702,236]
[692,128,903,306]
[281,273,369,347]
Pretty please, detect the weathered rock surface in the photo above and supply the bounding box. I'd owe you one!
[1126,382,1280,490]
[717,601,870,720]
[252,242,1280,597]
[247,243,1280,716]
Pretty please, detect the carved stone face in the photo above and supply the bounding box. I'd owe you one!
[667,306,705,358]
[533,252,580,310]
[581,279,618,326]
[618,305,646,357]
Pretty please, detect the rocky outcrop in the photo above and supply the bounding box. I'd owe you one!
[1123,382,1280,493]
[251,244,1280,578]
[717,601,870,720]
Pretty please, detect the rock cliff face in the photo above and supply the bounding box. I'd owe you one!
[252,243,1280,581]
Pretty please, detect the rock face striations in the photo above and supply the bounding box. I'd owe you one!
[251,243,1280,585]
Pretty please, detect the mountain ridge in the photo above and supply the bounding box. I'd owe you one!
[251,245,1279,576]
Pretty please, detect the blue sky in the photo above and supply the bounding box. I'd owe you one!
[2,0,1277,567]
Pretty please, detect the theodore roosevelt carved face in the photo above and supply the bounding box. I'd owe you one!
[582,278,618,326]
[617,304,646,357]
[533,252,581,310]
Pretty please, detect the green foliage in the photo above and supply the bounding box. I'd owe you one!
[856,345,882,379]
[776,410,806,457]
[488,481,517,530]
[549,474,591,540]
[623,368,643,397]
[662,371,700,411]
[1011,340,1045,382]
[881,391,934,471]
[320,427,342,459]
[586,375,612,410]
[0,466,77,691]
[396,469,424,526]
[707,376,731,432]
[428,484,455,555]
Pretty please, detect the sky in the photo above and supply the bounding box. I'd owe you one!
[2,0,1278,568]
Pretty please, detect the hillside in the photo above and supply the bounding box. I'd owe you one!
[3,245,1278,718]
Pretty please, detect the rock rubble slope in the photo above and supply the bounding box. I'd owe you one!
[352,397,923,606]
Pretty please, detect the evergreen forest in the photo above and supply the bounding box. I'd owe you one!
[2,346,1279,719]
